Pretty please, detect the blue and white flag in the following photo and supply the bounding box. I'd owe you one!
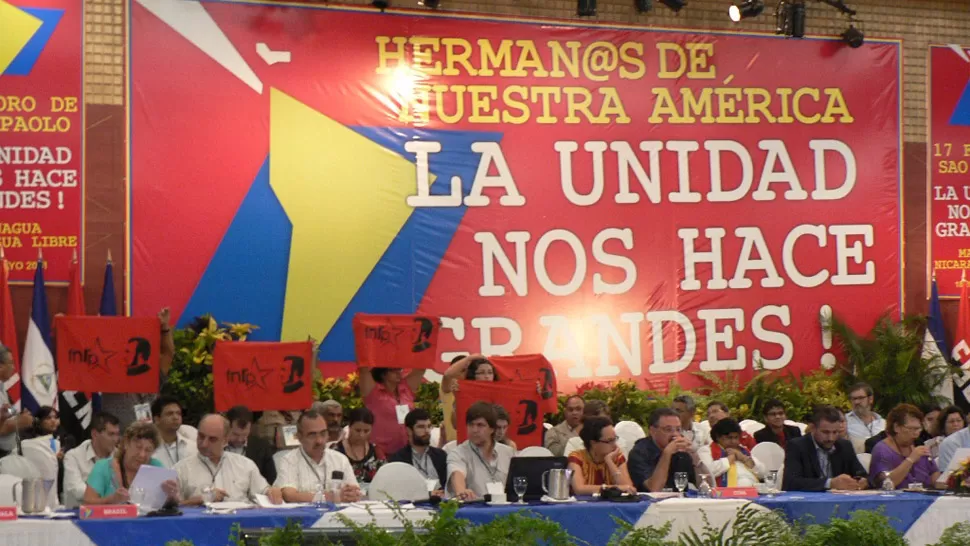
[21,260,57,411]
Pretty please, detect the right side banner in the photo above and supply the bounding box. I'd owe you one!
[929,45,970,297]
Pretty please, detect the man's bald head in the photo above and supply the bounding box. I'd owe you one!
[197,414,230,460]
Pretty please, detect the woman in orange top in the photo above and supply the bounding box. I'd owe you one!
[567,416,636,495]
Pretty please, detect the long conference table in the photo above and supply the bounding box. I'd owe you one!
[1,492,966,546]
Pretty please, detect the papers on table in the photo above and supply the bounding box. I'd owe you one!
[938,448,970,484]
[253,493,309,509]
[129,464,177,511]
[208,501,254,511]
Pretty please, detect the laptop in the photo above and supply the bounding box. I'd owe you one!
[505,456,568,501]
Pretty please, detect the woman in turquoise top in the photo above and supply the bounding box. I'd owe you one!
[84,421,180,505]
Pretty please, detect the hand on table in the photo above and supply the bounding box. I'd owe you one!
[109,487,130,504]
[211,488,228,502]
[266,487,283,505]
[831,474,862,490]
[456,488,477,501]
[855,477,869,490]
[339,484,362,503]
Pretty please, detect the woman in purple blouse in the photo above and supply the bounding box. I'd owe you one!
[868,404,941,489]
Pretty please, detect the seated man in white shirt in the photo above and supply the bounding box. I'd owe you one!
[151,396,197,468]
[698,418,766,487]
[845,383,886,453]
[673,395,710,452]
[275,409,360,503]
[63,412,121,507]
[447,402,514,500]
[175,414,283,505]
[0,343,33,457]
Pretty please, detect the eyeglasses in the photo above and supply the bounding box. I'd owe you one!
[898,425,922,433]
[595,437,618,444]
[655,426,683,434]
[766,411,785,417]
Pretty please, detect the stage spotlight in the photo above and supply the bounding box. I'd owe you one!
[658,0,686,12]
[372,0,389,10]
[842,24,864,48]
[729,0,764,22]
[635,0,653,13]
[578,0,596,16]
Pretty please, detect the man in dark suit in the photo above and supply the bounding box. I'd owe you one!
[782,405,868,492]
[754,399,802,449]
[227,406,277,484]
[389,408,447,495]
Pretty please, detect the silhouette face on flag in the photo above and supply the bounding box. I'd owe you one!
[515,399,539,436]
[281,355,305,394]
[412,317,434,353]
[489,354,559,414]
[455,379,544,448]
[125,337,152,376]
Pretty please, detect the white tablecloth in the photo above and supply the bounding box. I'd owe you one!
[635,498,770,539]
[0,519,96,546]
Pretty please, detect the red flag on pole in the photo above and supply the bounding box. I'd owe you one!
[455,379,544,448]
[953,270,970,368]
[213,341,313,411]
[489,354,559,415]
[0,249,21,407]
[67,250,85,316]
[352,313,440,369]
[55,316,160,393]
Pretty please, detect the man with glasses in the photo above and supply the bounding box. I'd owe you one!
[754,399,802,448]
[846,383,885,453]
[628,408,706,492]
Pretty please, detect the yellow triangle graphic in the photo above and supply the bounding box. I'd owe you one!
[0,0,43,75]
[270,88,429,343]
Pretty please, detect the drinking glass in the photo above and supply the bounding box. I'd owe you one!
[766,470,780,497]
[513,477,528,504]
[674,472,688,495]
[201,486,215,514]
[129,487,145,515]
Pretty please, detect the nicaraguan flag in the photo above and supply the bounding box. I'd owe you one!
[21,260,57,411]
[924,277,956,403]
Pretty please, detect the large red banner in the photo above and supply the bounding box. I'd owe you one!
[129,3,902,392]
[928,45,970,299]
[0,0,84,283]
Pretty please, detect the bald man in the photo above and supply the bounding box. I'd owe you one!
[174,414,283,505]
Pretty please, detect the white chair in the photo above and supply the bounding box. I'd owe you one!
[442,440,457,454]
[785,420,808,434]
[178,424,198,442]
[695,420,712,435]
[740,419,766,435]
[272,448,293,470]
[429,427,441,448]
[751,441,785,472]
[0,453,41,479]
[543,422,553,431]
[517,446,553,457]
[367,462,429,502]
[614,421,646,456]
[21,439,59,508]
[857,452,872,472]
[0,474,21,505]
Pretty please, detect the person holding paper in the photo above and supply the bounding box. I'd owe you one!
[275,409,360,503]
[83,421,179,505]
[868,404,940,489]
[176,414,283,505]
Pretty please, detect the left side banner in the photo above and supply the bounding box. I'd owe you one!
[0,0,84,283]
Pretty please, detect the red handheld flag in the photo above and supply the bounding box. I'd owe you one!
[455,379,544,448]
[489,354,559,415]
[55,316,160,393]
[213,341,313,411]
[352,313,440,369]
